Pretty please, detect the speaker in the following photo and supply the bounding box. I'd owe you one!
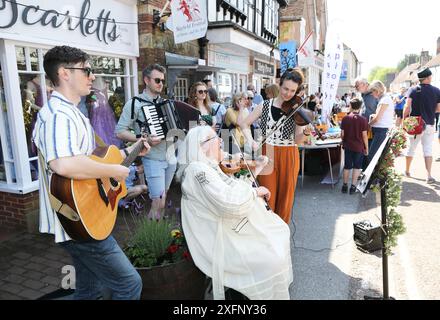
[353,220,382,253]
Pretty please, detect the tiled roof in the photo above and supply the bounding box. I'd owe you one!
[280,0,306,17]
[425,53,440,68]
[391,63,420,85]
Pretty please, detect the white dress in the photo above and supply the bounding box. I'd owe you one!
[180,161,293,300]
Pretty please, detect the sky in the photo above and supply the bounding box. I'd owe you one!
[327,0,439,77]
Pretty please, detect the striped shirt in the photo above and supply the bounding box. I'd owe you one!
[32,91,95,243]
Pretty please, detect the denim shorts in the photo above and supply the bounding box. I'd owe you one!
[142,158,177,199]
[344,148,364,170]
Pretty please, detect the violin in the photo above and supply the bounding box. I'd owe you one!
[219,158,257,175]
[281,95,326,141]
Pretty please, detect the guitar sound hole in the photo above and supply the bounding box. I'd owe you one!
[110,178,119,188]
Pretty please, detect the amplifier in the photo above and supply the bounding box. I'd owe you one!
[353,220,382,253]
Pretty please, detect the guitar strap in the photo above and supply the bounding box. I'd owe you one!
[37,151,80,222]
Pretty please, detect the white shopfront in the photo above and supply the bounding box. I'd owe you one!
[0,0,139,194]
[207,44,250,101]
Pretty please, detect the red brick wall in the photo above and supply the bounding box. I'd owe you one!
[0,191,39,230]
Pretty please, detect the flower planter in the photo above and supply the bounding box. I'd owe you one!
[136,259,206,300]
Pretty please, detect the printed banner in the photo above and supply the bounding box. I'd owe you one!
[280,41,297,74]
[170,0,208,44]
[321,25,343,124]
[298,30,314,67]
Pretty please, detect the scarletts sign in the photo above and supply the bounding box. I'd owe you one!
[0,0,139,56]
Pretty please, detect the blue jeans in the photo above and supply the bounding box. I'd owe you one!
[369,127,389,162]
[59,236,142,300]
[142,158,177,199]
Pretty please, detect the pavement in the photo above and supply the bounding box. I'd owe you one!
[2,137,440,300]
[291,134,440,300]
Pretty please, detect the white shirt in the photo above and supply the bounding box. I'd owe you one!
[32,91,95,243]
[372,94,395,128]
[181,161,293,300]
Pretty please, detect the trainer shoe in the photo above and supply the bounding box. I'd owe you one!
[341,184,348,193]
[349,185,357,195]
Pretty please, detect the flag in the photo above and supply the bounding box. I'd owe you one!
[297,30,314,67]
[170,0,208,44]
[320,25,343,124]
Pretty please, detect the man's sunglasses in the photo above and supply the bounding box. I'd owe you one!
[65,67,94,77]
[150,77,165,85]
[198,90,208,94]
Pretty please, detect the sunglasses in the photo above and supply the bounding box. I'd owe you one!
[198,90,208,94]
[65,67,94,77]
[247,97,254,100]
[150,77,165,85]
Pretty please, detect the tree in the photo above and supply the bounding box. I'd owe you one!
[396,54,420,72]
[368,66,397,83]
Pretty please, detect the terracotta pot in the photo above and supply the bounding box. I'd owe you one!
[136,259,206,300]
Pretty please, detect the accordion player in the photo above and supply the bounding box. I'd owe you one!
[140,99,200,139]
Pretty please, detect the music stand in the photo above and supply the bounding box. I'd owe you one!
[356,131,396,300]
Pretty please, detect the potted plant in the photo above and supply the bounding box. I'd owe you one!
[124,218,206,300]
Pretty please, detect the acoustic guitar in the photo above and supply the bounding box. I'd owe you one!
[50,141,145,241]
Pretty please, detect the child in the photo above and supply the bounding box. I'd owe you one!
[340,98,369,194]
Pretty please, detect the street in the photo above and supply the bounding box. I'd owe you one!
[291,138,440,300]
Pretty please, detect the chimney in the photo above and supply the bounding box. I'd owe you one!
[420,50,430,66]
[437,36,440,55]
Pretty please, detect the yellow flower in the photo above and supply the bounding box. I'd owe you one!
[171,229,182,238]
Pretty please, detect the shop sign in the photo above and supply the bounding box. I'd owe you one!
[0,0,138,56]
[254,60,274,76]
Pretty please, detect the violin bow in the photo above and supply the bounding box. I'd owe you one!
[229,132,272,212]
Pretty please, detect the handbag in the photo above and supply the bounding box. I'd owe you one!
[403,116,425,135]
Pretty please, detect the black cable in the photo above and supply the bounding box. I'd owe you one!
[290,213,353,253]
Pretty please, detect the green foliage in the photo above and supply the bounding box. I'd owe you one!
[372,129,407,255]
[396,54,420,72]
[124,218,188,268]
[368,66,397,83]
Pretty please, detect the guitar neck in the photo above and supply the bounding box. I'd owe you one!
[121,142,144,167]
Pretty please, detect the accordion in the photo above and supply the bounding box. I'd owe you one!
[140,99,200,139]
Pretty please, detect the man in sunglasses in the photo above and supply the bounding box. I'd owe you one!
[33,45,149,299]
[116,64,176,220]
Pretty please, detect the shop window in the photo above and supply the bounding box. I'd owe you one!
[173,78,188,102]
[0,58,16,183]
[4,43,137,193]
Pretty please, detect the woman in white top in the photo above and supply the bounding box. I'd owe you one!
[176,126,293,300]
[368,80,395,161]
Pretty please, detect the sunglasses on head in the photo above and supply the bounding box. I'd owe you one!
[198,90,208,94]
[65,66,94,77]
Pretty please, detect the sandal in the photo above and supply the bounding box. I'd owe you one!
[427,177,436,184]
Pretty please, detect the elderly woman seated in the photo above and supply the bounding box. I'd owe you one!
[176,126,293,300]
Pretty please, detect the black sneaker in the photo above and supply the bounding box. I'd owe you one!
[341,184,348,193]
[349,185,357,195]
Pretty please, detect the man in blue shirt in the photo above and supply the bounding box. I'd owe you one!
[394,87,408,127]
[403,68,440,184]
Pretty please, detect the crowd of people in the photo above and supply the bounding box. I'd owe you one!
[32,45,440,301]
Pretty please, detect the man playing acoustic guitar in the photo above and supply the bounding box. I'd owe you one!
[32,46,150,300]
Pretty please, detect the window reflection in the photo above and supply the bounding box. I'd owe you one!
[90,56,126,75]
[16,47,26,71]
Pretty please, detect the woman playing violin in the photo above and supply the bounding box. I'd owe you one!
[176,126,293,300]
[237,68,311,224]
